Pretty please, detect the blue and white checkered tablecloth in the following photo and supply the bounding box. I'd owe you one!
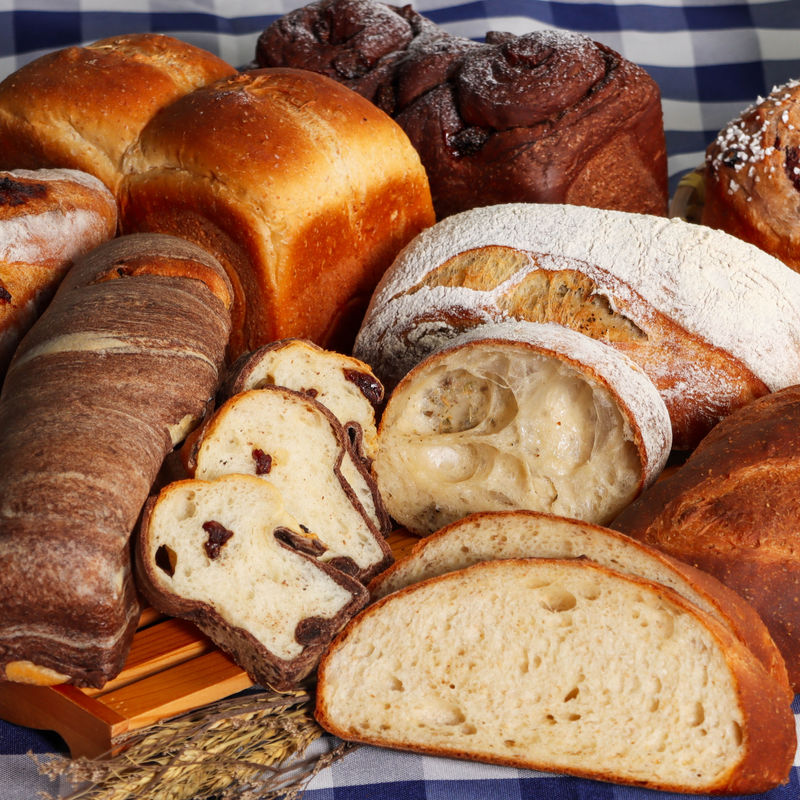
[1,2,800,798]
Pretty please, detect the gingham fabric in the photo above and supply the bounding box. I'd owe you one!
[1,2,800,798]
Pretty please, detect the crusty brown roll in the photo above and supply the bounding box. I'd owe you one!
[256,0,669,219]
[0,234,232,688]
[613,384,800,693]
[0,33,236,195]
[702,78,800,269]
[0,168,117,379]
[120,67,435,358]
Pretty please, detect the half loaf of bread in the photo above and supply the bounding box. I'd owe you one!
[186,386,392,583]
[373,321,671,535]
[317,558,796,794]
[135,474,369,691]
[355,202,800,448]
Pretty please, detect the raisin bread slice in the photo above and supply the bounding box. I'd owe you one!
[374,321,671,534]
[368,510,790,697]
[135,474,369,691]
[317,558,796,794]
[187,386,393,583]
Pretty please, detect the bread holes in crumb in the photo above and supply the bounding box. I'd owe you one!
[155,544,177,577]
[538,585,577,613]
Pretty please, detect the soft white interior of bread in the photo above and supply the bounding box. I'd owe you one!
[376,344,641,533]
[320,559,746,789]
[146,476,355,660]
[194,389,385,572]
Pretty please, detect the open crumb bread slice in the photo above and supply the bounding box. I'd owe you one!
[317,558,796,794]
[374,321,671,534]
[368,510,790,697]
[135,474,369,691]
[187,386,393,583]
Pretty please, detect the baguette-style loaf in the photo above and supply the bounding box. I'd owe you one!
[186,386,392,583]
[0,168,117,378]
[120,67,435,357]
[222,339,384,467]
[368,510,791,696]
[373,321,671,535]
[613,383,800,692]
[257,0,669,219]
[0,33,235,195]
[0,234,232,687]
[355,203,800,449]
[702,78,800,269]
[317,558,796,794]
[135,474,369,691]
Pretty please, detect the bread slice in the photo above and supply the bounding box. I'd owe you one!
[222,338,384,467]
[187,386,393,583]
[374,321,671,534]
[317,558,796,794]
[368,510,790,696]
[135,474,369,691]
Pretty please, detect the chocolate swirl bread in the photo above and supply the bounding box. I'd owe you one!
[257,0,669,218]
[0,234,232,688]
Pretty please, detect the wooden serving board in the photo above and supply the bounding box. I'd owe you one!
[0,530,419,759]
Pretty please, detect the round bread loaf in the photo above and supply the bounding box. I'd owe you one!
[120,67,435,357]
[0,33,236,195]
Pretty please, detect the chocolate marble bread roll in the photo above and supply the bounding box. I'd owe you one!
[0,234,232,688]
[257,0,669,218]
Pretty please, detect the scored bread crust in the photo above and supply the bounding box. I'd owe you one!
[135,474,369,691]
[0,168,117,376]
[0,33,236,195]
[374,321,671,534]
[354,203,800,448]
[368,509,790,697]
[317,558,796,794]
[120,67,435,357]
[186,386,393,583]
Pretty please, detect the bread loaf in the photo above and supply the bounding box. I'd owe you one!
[0,168,117,378]
[0,234,232,687]
[120,67,435,357]
[186,386,392,583]
[355,202,800,449]
[317,558,796,794]
[613,383,800,693]
[222,339,384,467]
[368,510,791,696]
[703,78,800,269]
[0,33,235,195]
[256,0,669,219]
[135,474,369,691]
[373,321,671,535]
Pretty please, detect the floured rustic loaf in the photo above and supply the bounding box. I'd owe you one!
[613,383,800,693]
[0,33,235,195]
[373,321,671,535]
[120,67,435,357]
[0,168,117,378]
[317,558,796,794]
[222,339,384,467]
[368,509,790,696]
[257,0,669,218]
[135,474,369,691]
[703,78,800,269]
[355,202,800,449]
[0,234,232,687]
[186,386,392,583]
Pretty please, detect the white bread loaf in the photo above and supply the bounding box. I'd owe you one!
[222,339,384,467]
[0,168,117,378]
[354,203,800,449]
[373,321,671,534]
[316,558,796,794]
[186,386,392,583]
[368,509,790,696]
[135,474,369,691]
